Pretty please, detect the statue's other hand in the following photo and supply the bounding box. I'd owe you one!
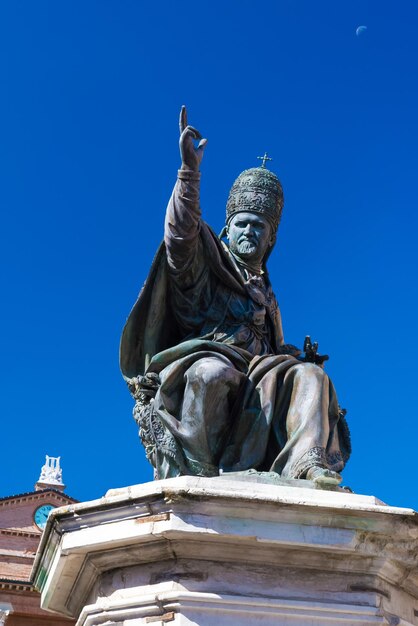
[179,105,207,172]
[302,335,329,368]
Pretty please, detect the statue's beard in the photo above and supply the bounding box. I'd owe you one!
[231,239,258,258]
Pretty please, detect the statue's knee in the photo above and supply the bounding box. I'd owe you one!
[293,362,327,382]
[187,358,234,387]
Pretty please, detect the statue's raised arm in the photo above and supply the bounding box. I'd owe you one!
[164,106,208,281]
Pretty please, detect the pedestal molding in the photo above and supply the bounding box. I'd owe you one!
[78,591,393,626]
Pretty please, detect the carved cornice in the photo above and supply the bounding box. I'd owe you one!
[0,579,35,592]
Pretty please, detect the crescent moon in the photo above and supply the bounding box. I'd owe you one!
[356,25,367,36]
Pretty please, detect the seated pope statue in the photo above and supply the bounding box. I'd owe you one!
[120,106,350,486]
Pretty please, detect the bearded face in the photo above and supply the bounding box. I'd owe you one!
[226,212,274,263]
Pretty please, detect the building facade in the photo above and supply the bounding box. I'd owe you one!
[0,457,77,626]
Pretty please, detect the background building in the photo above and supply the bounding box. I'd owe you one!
[0,456,77,626]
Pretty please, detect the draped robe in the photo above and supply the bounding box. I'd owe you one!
[120,169,351,479]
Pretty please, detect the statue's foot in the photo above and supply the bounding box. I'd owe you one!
[306,466,342,487]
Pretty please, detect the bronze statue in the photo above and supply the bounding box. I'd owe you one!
[120,107,350,486]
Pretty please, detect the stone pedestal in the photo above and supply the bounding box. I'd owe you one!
[32,476,418,626]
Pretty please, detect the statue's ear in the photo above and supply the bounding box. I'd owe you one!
[269,231,277,247]
[219,225,228,240]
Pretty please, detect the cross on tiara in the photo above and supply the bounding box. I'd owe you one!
[257,152,272,168]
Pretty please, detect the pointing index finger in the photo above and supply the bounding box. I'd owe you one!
[179,105,188,134]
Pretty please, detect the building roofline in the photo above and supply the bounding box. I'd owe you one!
[0,488,78,504]
[0,577,34,588]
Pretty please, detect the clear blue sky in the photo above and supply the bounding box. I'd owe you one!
[1,1,417,509]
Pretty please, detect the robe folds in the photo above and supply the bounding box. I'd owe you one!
[120,171,351,480]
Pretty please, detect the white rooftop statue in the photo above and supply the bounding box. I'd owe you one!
[37,455,64,486]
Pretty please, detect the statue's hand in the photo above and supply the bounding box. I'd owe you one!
[179,105,207,172]
[126,373,161,400]
[302,335,329,368]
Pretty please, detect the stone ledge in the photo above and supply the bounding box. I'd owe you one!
[105,474,394,512]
